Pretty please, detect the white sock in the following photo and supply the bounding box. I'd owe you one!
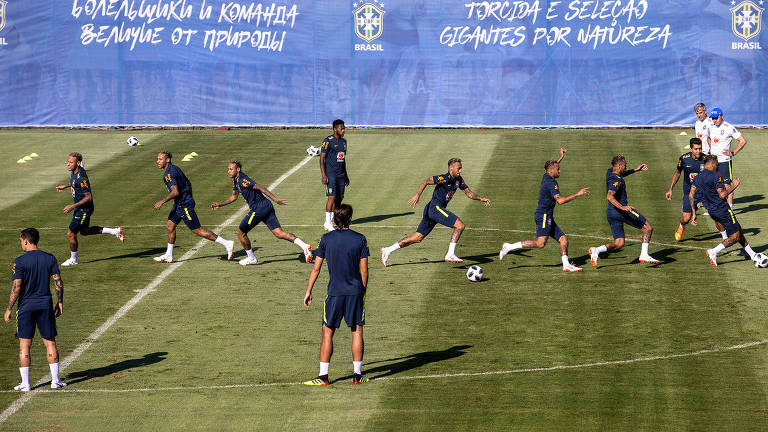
[166,243,174,256]
[385,243,401,253]
[293,238,309,249]
[678,224,684,230]
[319,362,330,376]
[246,249,255,260]
[744,245,756,260]
[596,245,608,254]
[70,251,78,260]
[49,362,60,383]
[447,242,457,256]
[325,212,333,225]
[215,236,229,246]
[102,227,118,235]
[641,243,649,256]
[729,203,734,210]
[720,231,728,239]
[561,255,569,267]
[19,367,29,386]
[713,243,726,255]
[353,361,362,375]
[511,241,523,250]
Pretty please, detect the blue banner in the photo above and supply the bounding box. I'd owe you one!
[1,0,766,126]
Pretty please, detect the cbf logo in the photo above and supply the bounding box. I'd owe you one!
[730,0,764,49]
[353,1,385,52]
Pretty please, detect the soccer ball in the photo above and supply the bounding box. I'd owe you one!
[127,136,139,146]
[306,145,320,157]
[754,253,768,268]
[466,265,483,282]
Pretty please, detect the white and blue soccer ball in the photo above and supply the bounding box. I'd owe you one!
[306,145,320,157]
[466,265,483,282]
[127,136,139,146]
[754,253,768,268]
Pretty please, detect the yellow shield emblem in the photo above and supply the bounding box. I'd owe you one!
[731,1,763,41]
[353,3,385,42]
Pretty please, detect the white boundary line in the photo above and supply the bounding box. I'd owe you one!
[4,338,765,394]
[0,156,313,424]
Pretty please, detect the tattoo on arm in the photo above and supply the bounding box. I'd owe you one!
[53,274,63,304]
[7,279,21,310]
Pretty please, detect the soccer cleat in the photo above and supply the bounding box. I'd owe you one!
[153,254,172,263]
[563,264,583,272]
[323,223,335,232]
[352,374,369,384]
[239,257,258,266]
[674,225,684,242]
[50,381,67,389]
[589,248,599,267]
[116,226,125,243]
[61,258,78,267]
[444,254,464,263]
[225,240,235,261]
[303,375,329,386]
[303,245,313,263]
[706,249,718,267]
[639,255,660,264]
[499,243,513,260]
[380,248,390,267]
[13,383,30,392]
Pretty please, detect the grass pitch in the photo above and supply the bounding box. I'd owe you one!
[0,128,767,431]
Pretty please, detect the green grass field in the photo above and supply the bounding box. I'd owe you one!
[0,128,767,431]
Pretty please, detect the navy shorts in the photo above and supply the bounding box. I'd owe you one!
[68,209,92,233]
[717,160,733,184]
[323,294,365,328]
[681,193,704,214]
[607,207,647,239]
[16,306,57,340]
[534,213,564,240]
[239,206,281,233]
[325,176,346,200]
[710,208,742,236]
[168,204,202,230]
[416,203,458,237]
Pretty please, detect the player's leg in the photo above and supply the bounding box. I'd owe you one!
[381,208,433,267]
[62,213,87,266]
[719,161,735,208]
[639,220,660,263]
[555,224,581,271]
[236,212,258,265]
[185,207,234,260]
[324,177,337,231]
[445,217,465,262]
[81,225,125,242]
[42,337,65,388]
[589,213,625,266]
[351,324,366,383]
[15,337,32,391]
[676,193,694,241]
[705,212,739,266]
[501,214,551,259]
[154,212,179,262]
[266,209,312,262]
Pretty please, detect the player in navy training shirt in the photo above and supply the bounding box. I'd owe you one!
[588,155,660,267]
[211,160,313,265]
[4,228,67,391]
[689,155,757,267]
[380,158,491,266]
[499,148,589,272]
[319,119,349,231]
[303,204,369,385]
[152,151,234,263]
[55,152,124,267]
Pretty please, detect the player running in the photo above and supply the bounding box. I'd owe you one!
[707,107,747,209]
[380,157,491,266]
[690,155,757,267]
[499,148,589,272]
[55,152,124,267]
[5,228,67,391]
[303,204,369,385]
[211,160,313,266]
[152,151,234,263]
[589,155,659,266]
[320,119,349,231]
[693,102,712,152]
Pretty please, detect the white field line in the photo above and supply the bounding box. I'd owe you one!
[4,338,766,394]
[0,156,313,424]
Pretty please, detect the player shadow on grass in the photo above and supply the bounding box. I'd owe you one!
[63,352,168,385]
[352,211,415,225]
[735,203,768,215]
[333,345,472,383]
[583,247,678,268]
[82,247,167,263]
[688,227,761,243]
[733,194,764,205]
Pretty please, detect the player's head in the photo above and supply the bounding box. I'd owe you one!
[20,227,40,249]
[67,152,83,172]
[694,102,707,121]
[333,204,353,229]
[228,159,242,178]
[709,107,723,126]
[544,160,560,178]
[332,119,345,137]
[611,155,626,171]
[448,158,462,177]
[703,154,719,170]
[157,151,172,169]
[689,138,703,158]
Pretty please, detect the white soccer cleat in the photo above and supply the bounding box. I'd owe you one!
[499,243,514,260]
[153,254,172,263]
[706,249,718,267]
[323,223,335,232]
[225,240,235,261]
[61,258,78,267]
[13,383,30,392]
[116,227,125,243]
[239,256,258,266]
[589,248,599,268]
[380,248,390,267]
[639,255,660,264]
[444,254,464,263]
[302,245,313,263]
[50,381,67,389]
[563,263,583,272]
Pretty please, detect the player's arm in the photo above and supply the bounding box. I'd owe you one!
[55,184,69,192]
[554,188,589,205]
[462,187,491,206]
[252,183,288,206]
[556,148,567,164]
[665,170,682,200]
[4,279,22,323]
[621,164,648,176]
[319,152,328,184]
[689,186,698,225]
[725,135,747,157]
[718,178,740,199]
[360,257,368,290]
[53,273,63,317]
[304,257,324,307]
[154,185,179,209]
[607,190,633,212]
[211,190,239,210]
[408,177,435,207]
[63,191,92,214]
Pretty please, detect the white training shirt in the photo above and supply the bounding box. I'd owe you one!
[694,117,713,153]
[708,121,741,163]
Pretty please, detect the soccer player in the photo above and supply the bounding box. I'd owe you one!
[380,158,491,266]
[55,152,124,266]
[589,155,659,266]
[320,119,349,231]
[4,228,67,391]
[693,102,712,153]
[664,138,726,241]
[211,160,313,266]
[152,151,234,263]
[690,155,757,267]
[303,204,369,385]
[707,107,747,209]
[499,148,589,272]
